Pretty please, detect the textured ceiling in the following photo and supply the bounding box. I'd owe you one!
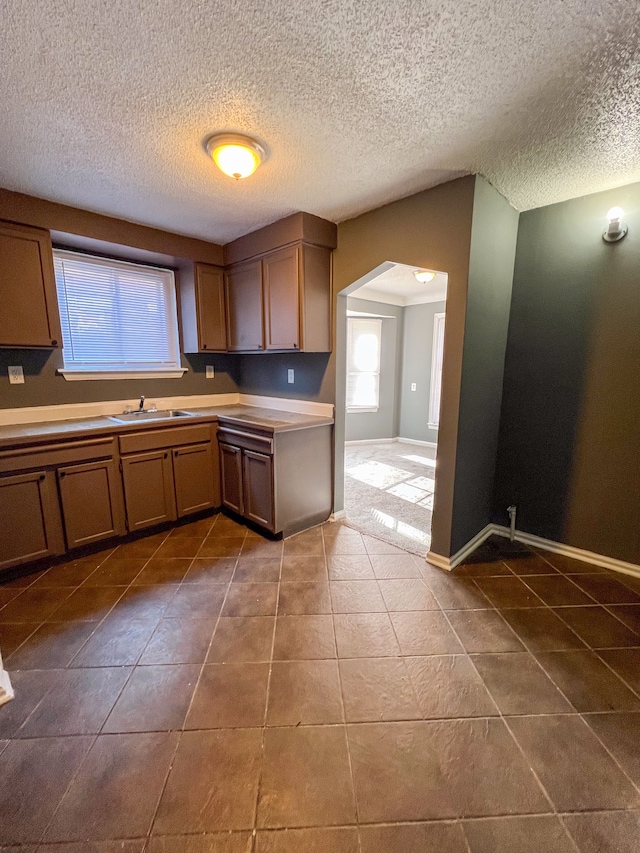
[2,1,640,242]
[355,263,448,306]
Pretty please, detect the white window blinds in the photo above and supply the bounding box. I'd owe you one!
[429,312,446,427]
[346,317,382,411]
[53,250,181,375]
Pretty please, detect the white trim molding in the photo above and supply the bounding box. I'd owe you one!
[344,437,437,448]
[491,525,640,580]
[396,437,438,449]
[0,394,334,427]
[329,510,347,522]
[427,522,640,580]
[427,524,495,572]
[0,652,14,708]
[58,368,188,381]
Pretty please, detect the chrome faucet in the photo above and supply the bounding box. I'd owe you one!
[138,395,145,412]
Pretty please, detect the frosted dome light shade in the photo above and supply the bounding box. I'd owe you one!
[205,133,266,179]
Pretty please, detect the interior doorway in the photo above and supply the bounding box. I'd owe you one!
[339,262,448,556]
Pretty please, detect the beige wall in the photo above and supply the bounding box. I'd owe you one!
[332,176,476,556]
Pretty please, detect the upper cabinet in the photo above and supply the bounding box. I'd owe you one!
[225,259,264,351]
[223,212,337,354]
[180,262,227,353]
[0,221,62,348]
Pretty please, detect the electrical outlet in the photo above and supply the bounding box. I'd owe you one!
[287,369,295,384]
[206,365,215,379]
[8,366,24,385]
[411,382,417,391]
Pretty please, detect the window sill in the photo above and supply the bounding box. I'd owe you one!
[57,368,188,381]
[347,407,379,414]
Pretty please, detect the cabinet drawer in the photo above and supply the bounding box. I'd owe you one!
[0,437,116,475]
[119,424,211,455]
[217,427,273,455]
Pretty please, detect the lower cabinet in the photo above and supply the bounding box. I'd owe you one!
[121,450,176,531]
[173,443,215,517]
[219,437,275,532]
[218,421,332,537]
[58,459,126,548]
[220,442,244,515]
[242,450,274,529]
[0,470,64,570]
[120,433,217,531]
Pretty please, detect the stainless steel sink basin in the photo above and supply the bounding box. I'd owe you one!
[107,410,195,424]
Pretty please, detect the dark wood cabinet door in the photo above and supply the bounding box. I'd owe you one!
[196,264,227,352]
[263,246,300,350]
[225,260,264,351]
[172,442,216,517]
[219,442,244,515]
[0,221,62,348]
[121,450,176,531]
[0,470,64,570]
[242,450,274,530]
[58,459,125,549]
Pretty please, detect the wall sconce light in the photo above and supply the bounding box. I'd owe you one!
[603,207,628,243]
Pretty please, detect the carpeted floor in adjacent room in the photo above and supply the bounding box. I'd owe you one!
[343,440,437,557]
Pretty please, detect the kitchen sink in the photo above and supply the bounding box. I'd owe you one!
[107,409,195,424]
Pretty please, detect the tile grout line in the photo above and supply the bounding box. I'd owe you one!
[248,533,284,851]
[466,560,640,808]
[322,525,364,853]
[143,515,244,849]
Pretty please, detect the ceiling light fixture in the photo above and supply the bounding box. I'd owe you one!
[603,207,628,243]
[205,133,266,180]
[413,269,436,283]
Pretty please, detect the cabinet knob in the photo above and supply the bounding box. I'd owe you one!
[51,339,58,346]
[203,344,208,349]
[164,452,168,459]
[59,471,66,478]
[39,474,45,481]
[293,343,297,348]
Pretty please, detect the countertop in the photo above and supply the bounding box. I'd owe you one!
[0,404,334,450]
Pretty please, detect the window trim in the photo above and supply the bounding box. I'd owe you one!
[53,249,187,381]
[346,316,382,413]
[428,312,446,429]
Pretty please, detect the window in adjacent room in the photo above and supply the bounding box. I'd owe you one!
[346,316,382,412]
[53,249,185,379]
[428,312,446,428]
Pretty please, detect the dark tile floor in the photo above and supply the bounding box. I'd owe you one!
[1,519,640,852]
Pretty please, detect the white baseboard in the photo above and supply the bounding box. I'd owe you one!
[427,522,640,579]
[344,438,396,446]
[329,510,347,521]
[0,655,14,707]
[426,524,495,571]
[397,436,438,449]
[0,393,334,427]
[344,436,437,449]
[492,525,640,580]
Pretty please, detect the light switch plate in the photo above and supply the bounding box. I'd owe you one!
[411,382,417,391]
[8,366,24,385]
[206,365,215,379]
[287,369,295,384]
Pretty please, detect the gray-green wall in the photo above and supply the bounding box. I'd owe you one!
[495,181,640,564]
[0,348,241,408]
[344,297,402,442]
[399,301,446,444]
[449,177,519,554]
